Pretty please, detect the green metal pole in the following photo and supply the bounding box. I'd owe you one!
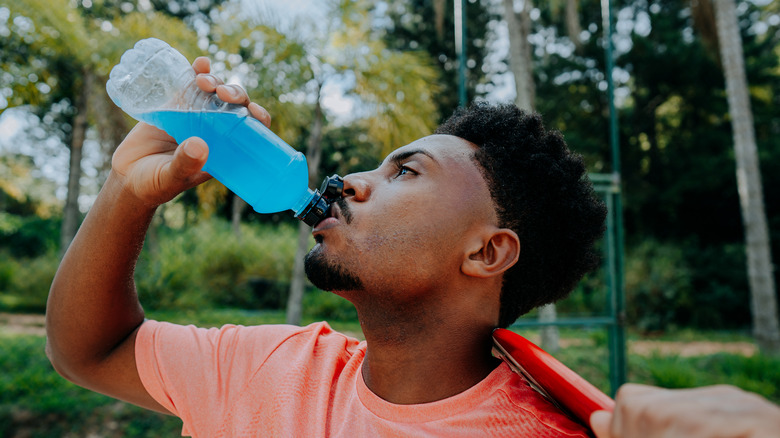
[454,0,467,107]
[601,0,627,395]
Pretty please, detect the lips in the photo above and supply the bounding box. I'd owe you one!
[312,204,341,233]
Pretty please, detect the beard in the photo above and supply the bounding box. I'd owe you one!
[304,245,363,292]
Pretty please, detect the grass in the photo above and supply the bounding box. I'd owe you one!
[2,310,779,437]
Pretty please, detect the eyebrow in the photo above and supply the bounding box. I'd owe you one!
[387,149,438,167]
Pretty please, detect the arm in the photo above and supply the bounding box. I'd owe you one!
[590,383,780,438]
[45,58,269,413]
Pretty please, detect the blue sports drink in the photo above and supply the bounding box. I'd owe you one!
[138,110,313,214]
[107,38,342,225]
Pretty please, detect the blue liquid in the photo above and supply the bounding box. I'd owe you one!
[138,110,314,214]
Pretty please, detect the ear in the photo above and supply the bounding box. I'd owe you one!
[461,228,520,278]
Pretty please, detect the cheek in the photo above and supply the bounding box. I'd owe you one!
[355,223,463,287]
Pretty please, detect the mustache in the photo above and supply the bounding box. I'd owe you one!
[336,198,353,224]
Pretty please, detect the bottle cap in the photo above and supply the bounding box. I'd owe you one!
[297,175,344,226]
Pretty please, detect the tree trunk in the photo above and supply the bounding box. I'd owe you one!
[288,220,312,325]
[713,0,780,353]
[433,0,447,41]
[503,0,536,112]
[538,304,560,352]
[287,89,325,325]
[232,195,246,237]
[59,70,91,257]
[565,0,583,53]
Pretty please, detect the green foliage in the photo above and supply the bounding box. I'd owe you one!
[303,290,358,322]
[380,0,498,118]
[642,354,701,388]
[0,213,60,258]
[682,242,752,329]
[0,333,183,437]
[631,352,780,402]
[135,218,298,311]
[0,250,58,312]
[624,240,693,333]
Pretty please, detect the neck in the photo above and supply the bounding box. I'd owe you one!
[355,301,501,405]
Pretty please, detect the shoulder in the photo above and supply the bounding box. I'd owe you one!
[136,320,359,360]
[489,363,590,437]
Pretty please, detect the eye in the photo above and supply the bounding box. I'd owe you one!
[394,164,417,178]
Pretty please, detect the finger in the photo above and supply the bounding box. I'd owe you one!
[195,74,223,94]
[590,410,612,438]
[248,102,272,128]
[611,384,668,437]
[192,56,212,75]
[615,383,658,398]
[216,84,250,106]
[165,137,210,187]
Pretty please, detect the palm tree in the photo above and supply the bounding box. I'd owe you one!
[712,0,780,354]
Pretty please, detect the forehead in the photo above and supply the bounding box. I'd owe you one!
[383,135,496,221]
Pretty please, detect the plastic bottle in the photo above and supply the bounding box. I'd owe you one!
[106,38,341,226]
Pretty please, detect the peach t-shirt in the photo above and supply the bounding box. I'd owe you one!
[136,320,588,437]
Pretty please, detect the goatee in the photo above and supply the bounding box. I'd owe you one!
[304,246,363,292]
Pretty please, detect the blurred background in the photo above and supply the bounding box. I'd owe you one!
[1,0,779,436]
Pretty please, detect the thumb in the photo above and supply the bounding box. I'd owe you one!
[590,410,612,438]
[167,137,209,184]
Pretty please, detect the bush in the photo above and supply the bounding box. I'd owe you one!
[0,333,182,437]
[135,218,299,311]
[0,250,59,313]
[303,289,358,322]
[682,242,751,329]
[0,213,60,258]
[624,240,693,333]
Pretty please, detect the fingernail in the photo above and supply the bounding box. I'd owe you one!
[184,140,206,160]
[204,75,218,88]
[225,85,240,98]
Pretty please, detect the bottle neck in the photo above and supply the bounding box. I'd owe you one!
[295,188,332,227]
[293,188,318,216]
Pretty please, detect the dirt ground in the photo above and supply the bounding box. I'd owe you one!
[1,312,46,336]
[1,312,758,357]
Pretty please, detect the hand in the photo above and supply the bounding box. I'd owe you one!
[110,57,271,207]
[590,383,780,438]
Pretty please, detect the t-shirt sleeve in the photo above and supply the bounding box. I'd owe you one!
[135,319,315,436]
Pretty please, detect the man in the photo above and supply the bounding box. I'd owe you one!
[47,57,602,436]
[53,58,780,438]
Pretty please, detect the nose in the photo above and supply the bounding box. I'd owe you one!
[341,172,371,202]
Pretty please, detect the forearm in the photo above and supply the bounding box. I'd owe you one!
[46,172,156,379]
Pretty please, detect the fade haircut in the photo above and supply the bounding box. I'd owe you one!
[435,102,607,327]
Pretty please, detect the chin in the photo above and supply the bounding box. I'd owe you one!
[304,248,363,292]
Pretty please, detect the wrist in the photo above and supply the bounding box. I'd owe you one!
[102,171,161,215]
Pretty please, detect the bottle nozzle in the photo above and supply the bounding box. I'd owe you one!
[297,175,344,226]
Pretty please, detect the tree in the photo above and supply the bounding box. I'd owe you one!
[2,0,200,255]
[380,0,497,119]
[503,0,536,111]
[204,0,441,324]
[283,0,442,325]
[503,0,563,350]
[712,0,780,353]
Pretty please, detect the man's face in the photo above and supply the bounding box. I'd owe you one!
[304,134,497,302]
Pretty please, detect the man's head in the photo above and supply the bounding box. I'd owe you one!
[434,102,607,327]
[305,102,606,328]
[305,134,510,324]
